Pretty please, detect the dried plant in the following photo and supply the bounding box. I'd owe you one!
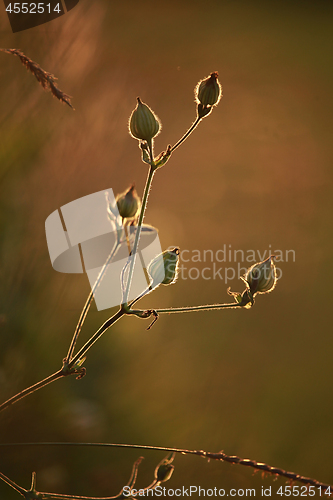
[0,48,74,109]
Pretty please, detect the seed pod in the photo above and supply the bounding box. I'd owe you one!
[148,248,180,287]
[244,256,277,295]
[155,463,175,483]
[195,71,222,107]
[129,97,161,142]
[116,185,141,219]
[154,453,175,483]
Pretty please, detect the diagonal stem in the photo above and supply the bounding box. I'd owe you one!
[67,309,124,369]
[0,471,27,496]
[170,116,201,152]
[65,240,120,363]
[0,369,65,413]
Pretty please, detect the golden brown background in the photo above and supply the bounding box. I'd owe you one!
[0,1,332,497]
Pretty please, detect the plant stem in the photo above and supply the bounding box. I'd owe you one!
[123,160,155,305]
[65,240,120,363]
[128,286,152,309]
[1,442,331,491]
[68,309,124,369]
[155,302,242,314]
[0,274,124,413]
[0,101,213,417]
[31,490,118,499]
[0,163,156,411]
[0,370,64,413]
[170,116,201,152]
[0,471,26,496]
[122,112,208,302]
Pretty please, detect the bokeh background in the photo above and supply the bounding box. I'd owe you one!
[0,1,333,498]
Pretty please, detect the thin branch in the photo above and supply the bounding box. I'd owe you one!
[123,164,155,305]
[0,288,124,412]
[0,370,64,413]
[0,456,169,500]
[67,309,125,369]
[0,48,74,109]
[65,240,120,363]
[155,302,243,314]
[0,471,26,496]
[170,116,201,152]
[1,442,332,491]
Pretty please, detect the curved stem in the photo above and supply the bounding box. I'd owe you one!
[0,369,64,413]
[170,116,201,152]
[155,302,242,314]
[65,240,120,363]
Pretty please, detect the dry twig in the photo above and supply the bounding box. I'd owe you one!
[1,442,332,493]
[0,48,74,109]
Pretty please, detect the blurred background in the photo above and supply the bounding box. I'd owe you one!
[0,1,332,497]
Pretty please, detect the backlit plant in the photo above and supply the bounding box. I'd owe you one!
[0,59,331,498]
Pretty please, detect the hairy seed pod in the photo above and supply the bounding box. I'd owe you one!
[155,463,175,483]
[195,71,222,107]
[245,256,277,295]
[154,453,175,483]
[116,185,141,219]
[129,97,161,141]
[148,248,180,287]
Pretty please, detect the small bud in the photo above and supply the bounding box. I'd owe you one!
[244,256,277,296]
[195,72,222,107]
[148,248,180,287]
[155,463,174,483]
[129,97,161,142]
[116,185,141,219]
[154,453,175,483]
